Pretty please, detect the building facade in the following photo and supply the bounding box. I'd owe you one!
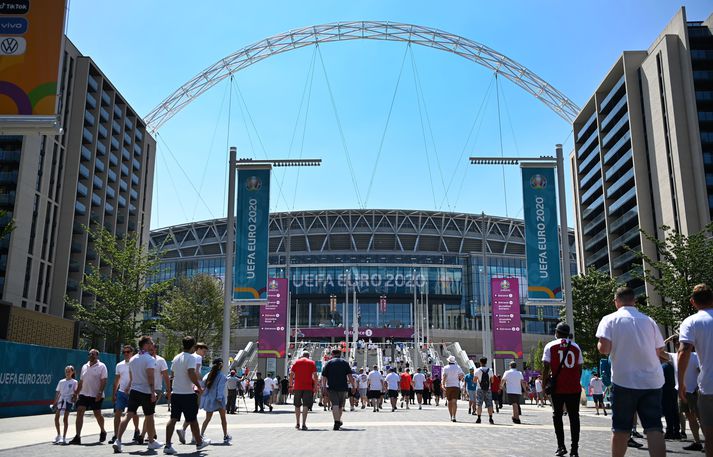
[571,8,713,296]
[150,209,576,358]
[0,38,155,321]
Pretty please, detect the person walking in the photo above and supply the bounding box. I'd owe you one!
[226,370,239,414]
[367,365,384,412]
[385,368,400,412]
[491,374,502,412]
[109,345,139,445]
[678,283,713,457]
[543,322,584,457]
[501,361,527,424]
[589,372,607,416]
[52,365,77,444]
[400,368,412,409]
[68,349,107,445]
[252,373,266,413]
[535,375,546,407]
[321,349,356,430]
[163,336,210,454]
[670,344,703,451]
[432,373,443,407]
[280,376,290,405]
[597,286,666,457]
[465,367,477,415]
[138,344,170,444]
[112,336,162,453]
[659,351,681,439]
[473,357,495,424]
[412,367,426,410]
[442,356,464,422]
[290,351,318,430]
[199,358,230,444]
[357,368,369,409]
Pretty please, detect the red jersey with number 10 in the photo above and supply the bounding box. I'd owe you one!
[542,338,584,394]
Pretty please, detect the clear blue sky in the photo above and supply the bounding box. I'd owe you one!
[66,1,712,230]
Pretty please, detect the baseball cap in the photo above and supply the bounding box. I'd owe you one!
[555,322,570,336]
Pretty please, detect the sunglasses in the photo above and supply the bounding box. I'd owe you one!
[123,350,132,354]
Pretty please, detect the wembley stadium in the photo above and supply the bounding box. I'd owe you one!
[149,208,576,365]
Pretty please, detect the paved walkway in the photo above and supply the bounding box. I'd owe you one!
[0,400,705,456]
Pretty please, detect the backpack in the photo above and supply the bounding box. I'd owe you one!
[479,368,490,390]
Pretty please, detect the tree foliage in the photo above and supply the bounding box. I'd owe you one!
[156,274,237,359]
[634,223,713,328]
[68,225,169,354]
[0,209,14,240]
[529,340,545,372]
[567,267,618,368]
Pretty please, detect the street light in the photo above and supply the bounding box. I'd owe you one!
[468,144,574,338]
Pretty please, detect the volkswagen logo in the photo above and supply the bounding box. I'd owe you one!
[1,38,18,54]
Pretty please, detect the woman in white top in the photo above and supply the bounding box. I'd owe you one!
[53,366,77,444]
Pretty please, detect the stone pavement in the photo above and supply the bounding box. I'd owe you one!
[0,400,706,456]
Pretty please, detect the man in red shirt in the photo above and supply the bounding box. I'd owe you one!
[400,368,412,409]
[289,351,318,430]
[490,374,502,412]
[542,322,584,457]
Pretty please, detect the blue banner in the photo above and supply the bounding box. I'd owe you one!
[234,167,270,300]
[0,341,116,418]
[521,166,562,300]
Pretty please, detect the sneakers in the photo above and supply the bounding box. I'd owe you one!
[196,438,211,450]
[627,438,643,448]
[361,405,365,409]
[512,417,521,424]
[631,431,644,439]
[163,445,177,455]
[418,405,422,410]
[176,429,186,445]
[555,447,568,457]
[683,442,703,451]
[68,436,81,445]
[53,435,62,444]
[112,440,123,453]
[570,450,579,457]
[301,425,308,431]
[333,421,342,431]
[489,417,494,424]
[147,440,163,450]
[108,436,117,444]
[99,430,107,443]
[475,417,481,424]
[350,406,355,411]
[223,435,232,444]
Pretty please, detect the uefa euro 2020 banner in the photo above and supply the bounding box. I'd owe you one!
[521,166,562,301]
[234,167,270,300]
[0,0,67,118]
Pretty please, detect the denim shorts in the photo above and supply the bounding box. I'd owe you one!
[114,390,129,411]
[610,384,662,433]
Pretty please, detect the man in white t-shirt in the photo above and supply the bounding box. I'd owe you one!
[597,286,666,457]
[367,365,383,412]
[473,357,495,424]
[535,376,545,407]
[109,345,139,445]
[589,372,606,416]
[263,373,276,412]
[412,368,426,410]
[139,345,170,443]
[69,348,108,445]
[164,336,210,454]
[501,361,526,424]
[180,342,207,439]
[384,368,400,412]
[667,344,702,451]
[442,356,464,422]
[678,283,713,457]
[113,336,161,453]
[357,368,369,409]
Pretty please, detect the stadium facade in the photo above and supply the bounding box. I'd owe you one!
[150,209,576,362]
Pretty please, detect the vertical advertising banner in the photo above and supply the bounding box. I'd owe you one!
[234,167,270,300]
[521,166,562,300]
[258,278,287,358]
[431,365,442,380]
[491,277,523,359]
[0,0,66,119]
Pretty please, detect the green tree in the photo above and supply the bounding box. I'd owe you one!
[567,267,618,368]
[156,274,237,358]
[0,209,14,240]
[530,340,545,372]
[68,225,169,354]
[634,223,713,328]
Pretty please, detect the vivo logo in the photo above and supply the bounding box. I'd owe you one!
[0,17,26,34]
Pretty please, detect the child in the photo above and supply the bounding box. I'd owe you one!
[53,365,77,444]
[199,358,231,444]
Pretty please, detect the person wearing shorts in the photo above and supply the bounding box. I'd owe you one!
[474,357,495,424]
[110,345,139,445]
[69,349,107,445]
[597,286,666,457]
[589,372,607,416]
[112,336,161,453]
[367,365,384,412]
[464,367,477,415]
[163,336,210,454]
[442,356,464,422]
[385,368,400,412]
[290,351,318,430]
[357,368,369,409]
[400,369,412,409]
[321,349,355,430]
[412,367,426,410]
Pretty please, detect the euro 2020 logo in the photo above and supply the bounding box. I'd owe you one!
[530,174,547,190]
[500,279,510,291]
[268,279,278,290]
[246,176,262,191]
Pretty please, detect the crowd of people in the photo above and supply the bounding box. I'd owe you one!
[45,283,712,456]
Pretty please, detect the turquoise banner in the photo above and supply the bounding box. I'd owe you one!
[521,166,562,300]
[0,341,116,417]
[234,167,270,300]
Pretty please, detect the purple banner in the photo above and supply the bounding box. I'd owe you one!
[297,327,414,339]
[431,365,442,380]
[491,277,523,359]
[258,278,287,358]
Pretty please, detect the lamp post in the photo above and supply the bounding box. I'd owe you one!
[468,144,574,337]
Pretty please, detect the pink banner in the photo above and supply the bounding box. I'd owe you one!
[258,278,287,358]
[491,277,523,359]
[297,327,414,339]
[431,365,442,380]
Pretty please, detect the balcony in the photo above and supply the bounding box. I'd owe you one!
[108,169,117,183]
[98,124,108,139]
[113,105,123,119]
[0,171,18,184]
[123,132,131,145]
[74,201,86,215]
[122,147,130,161]
[609,208,638,233]
[579,161,602,188]
[81,145,92,161]
[106,186,115,199]
[580,179,603,205]
[599,75,625,114]
[87,74,99,92]
[76,181,88,197]
[612,250,639,270]
[112,119,121,135]
[91,193,101,207]
[0,191,16,207]
[130,188,138,201]
[582,212,606,236]
[100,107,109,122]
[610,225,640,251]
[578,145,600,175]
[82,127,93,144]
[603,131,631,165]
[604,149,633,181]
[133,143,142,156]
[0,150,20,162]
[111,136,120,150]
[576,111,597,143]
[587,246,610,266]
[84,110,95,126]
[599,96,627,132]
[135,130,143,143]
[608,186,637,216]
[584,230,607,252]
[94,159,105,173]
[606,168,635,199]
[601,112,630,148]
[85,93,97,109]
[101,91,111,105]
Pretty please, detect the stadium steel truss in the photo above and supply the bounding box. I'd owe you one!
[149,209,576,262]
[144,21,580,132]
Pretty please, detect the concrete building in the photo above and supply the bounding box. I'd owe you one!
[149,209,576,361]
[571,8,713,296]
[0,38,155,329]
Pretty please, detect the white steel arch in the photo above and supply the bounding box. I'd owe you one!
[145,21,580,132]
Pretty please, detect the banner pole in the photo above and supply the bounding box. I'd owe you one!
[556,144,574,338]
[223,147,237,372]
